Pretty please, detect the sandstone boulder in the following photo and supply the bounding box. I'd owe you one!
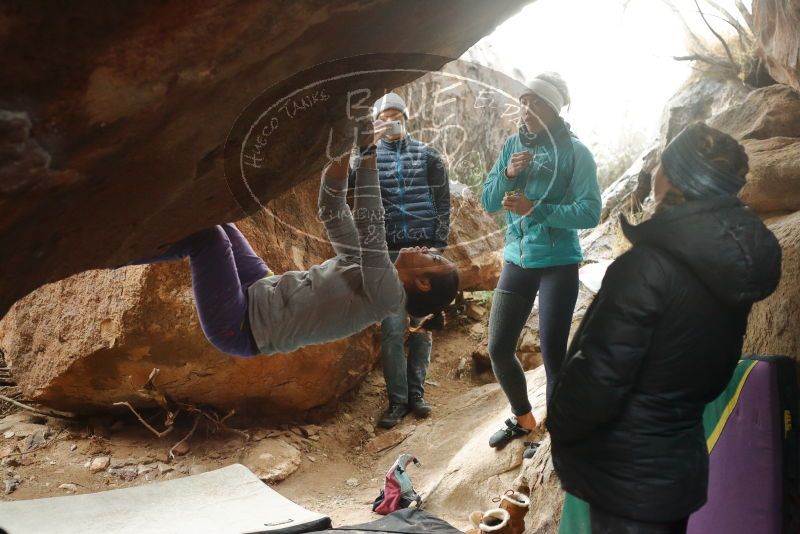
[702,84,800,214]
[710,84,800,140]
[597,145,657,224]
[0,0,530,320]
[753,0,800,92]
[744,210,800,364]
[740,137,800,214]
[240,438,302,484]
[660,75,751,142]
[448,190,504,291]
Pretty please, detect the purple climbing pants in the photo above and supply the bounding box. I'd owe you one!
[131,223,269,357]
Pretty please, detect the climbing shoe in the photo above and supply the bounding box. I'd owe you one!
[522,441,540,459]
[489,417,531,449]
[409,396,432,418]
[377,403,410,429]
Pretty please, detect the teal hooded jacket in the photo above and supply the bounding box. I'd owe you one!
[481,121,601,269]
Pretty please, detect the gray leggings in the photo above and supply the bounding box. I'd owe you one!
[488,262,579,415]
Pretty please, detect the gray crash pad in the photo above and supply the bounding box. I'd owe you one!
[0,463,330,534]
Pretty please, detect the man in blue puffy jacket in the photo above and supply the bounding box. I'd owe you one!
[370,92,451,428]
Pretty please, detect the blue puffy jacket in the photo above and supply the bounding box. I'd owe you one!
[375,136,450,250]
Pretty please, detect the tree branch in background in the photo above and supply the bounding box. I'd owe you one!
[701,0,753,53]
[735,0,754,33]
[693,0,738,69]
[703,0,752,43]
[660,0,714,57]
[701,13,750,52]
[708,13,753,50]
[673,54,738,69]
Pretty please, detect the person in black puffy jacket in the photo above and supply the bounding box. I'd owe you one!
[547,121,782,534]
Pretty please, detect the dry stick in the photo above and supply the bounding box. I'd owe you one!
[165,407,181,427]
[119,367,247,453]
[191,406,248,440]
[673,54,738,69]
[703,0,752,43]
[702,12,750,47]
[216,409,249,439]
[169,413,201,460]
[700,11,753,54]
[694,0,738,70]
[660,0,713,56]
[113,401,174,438]
[0,394,76,420]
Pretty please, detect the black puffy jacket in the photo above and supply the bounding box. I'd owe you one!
[548,196,782,522]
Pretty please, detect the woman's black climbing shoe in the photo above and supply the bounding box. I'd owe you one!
[489,417,530,449]
[522,441,540,459]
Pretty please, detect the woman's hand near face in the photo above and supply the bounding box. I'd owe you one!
[502,193,534,216]
[504,150,533,179]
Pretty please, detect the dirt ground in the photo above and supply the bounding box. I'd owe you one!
[0,295,538,528]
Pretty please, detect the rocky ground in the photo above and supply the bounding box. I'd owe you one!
[0,292,552,530]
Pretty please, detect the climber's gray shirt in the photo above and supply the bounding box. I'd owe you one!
[248,167,406,355]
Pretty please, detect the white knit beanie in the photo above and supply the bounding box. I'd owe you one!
[372,92,408,119]
[520,78,566,113]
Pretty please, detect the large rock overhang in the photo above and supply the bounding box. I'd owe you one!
[0,0,532,318]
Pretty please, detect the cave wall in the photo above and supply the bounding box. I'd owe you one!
[753,0,800,92]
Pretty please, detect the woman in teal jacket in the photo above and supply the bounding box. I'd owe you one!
[481,72,601,453]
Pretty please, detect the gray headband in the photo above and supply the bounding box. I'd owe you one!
[661,129,746,200]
